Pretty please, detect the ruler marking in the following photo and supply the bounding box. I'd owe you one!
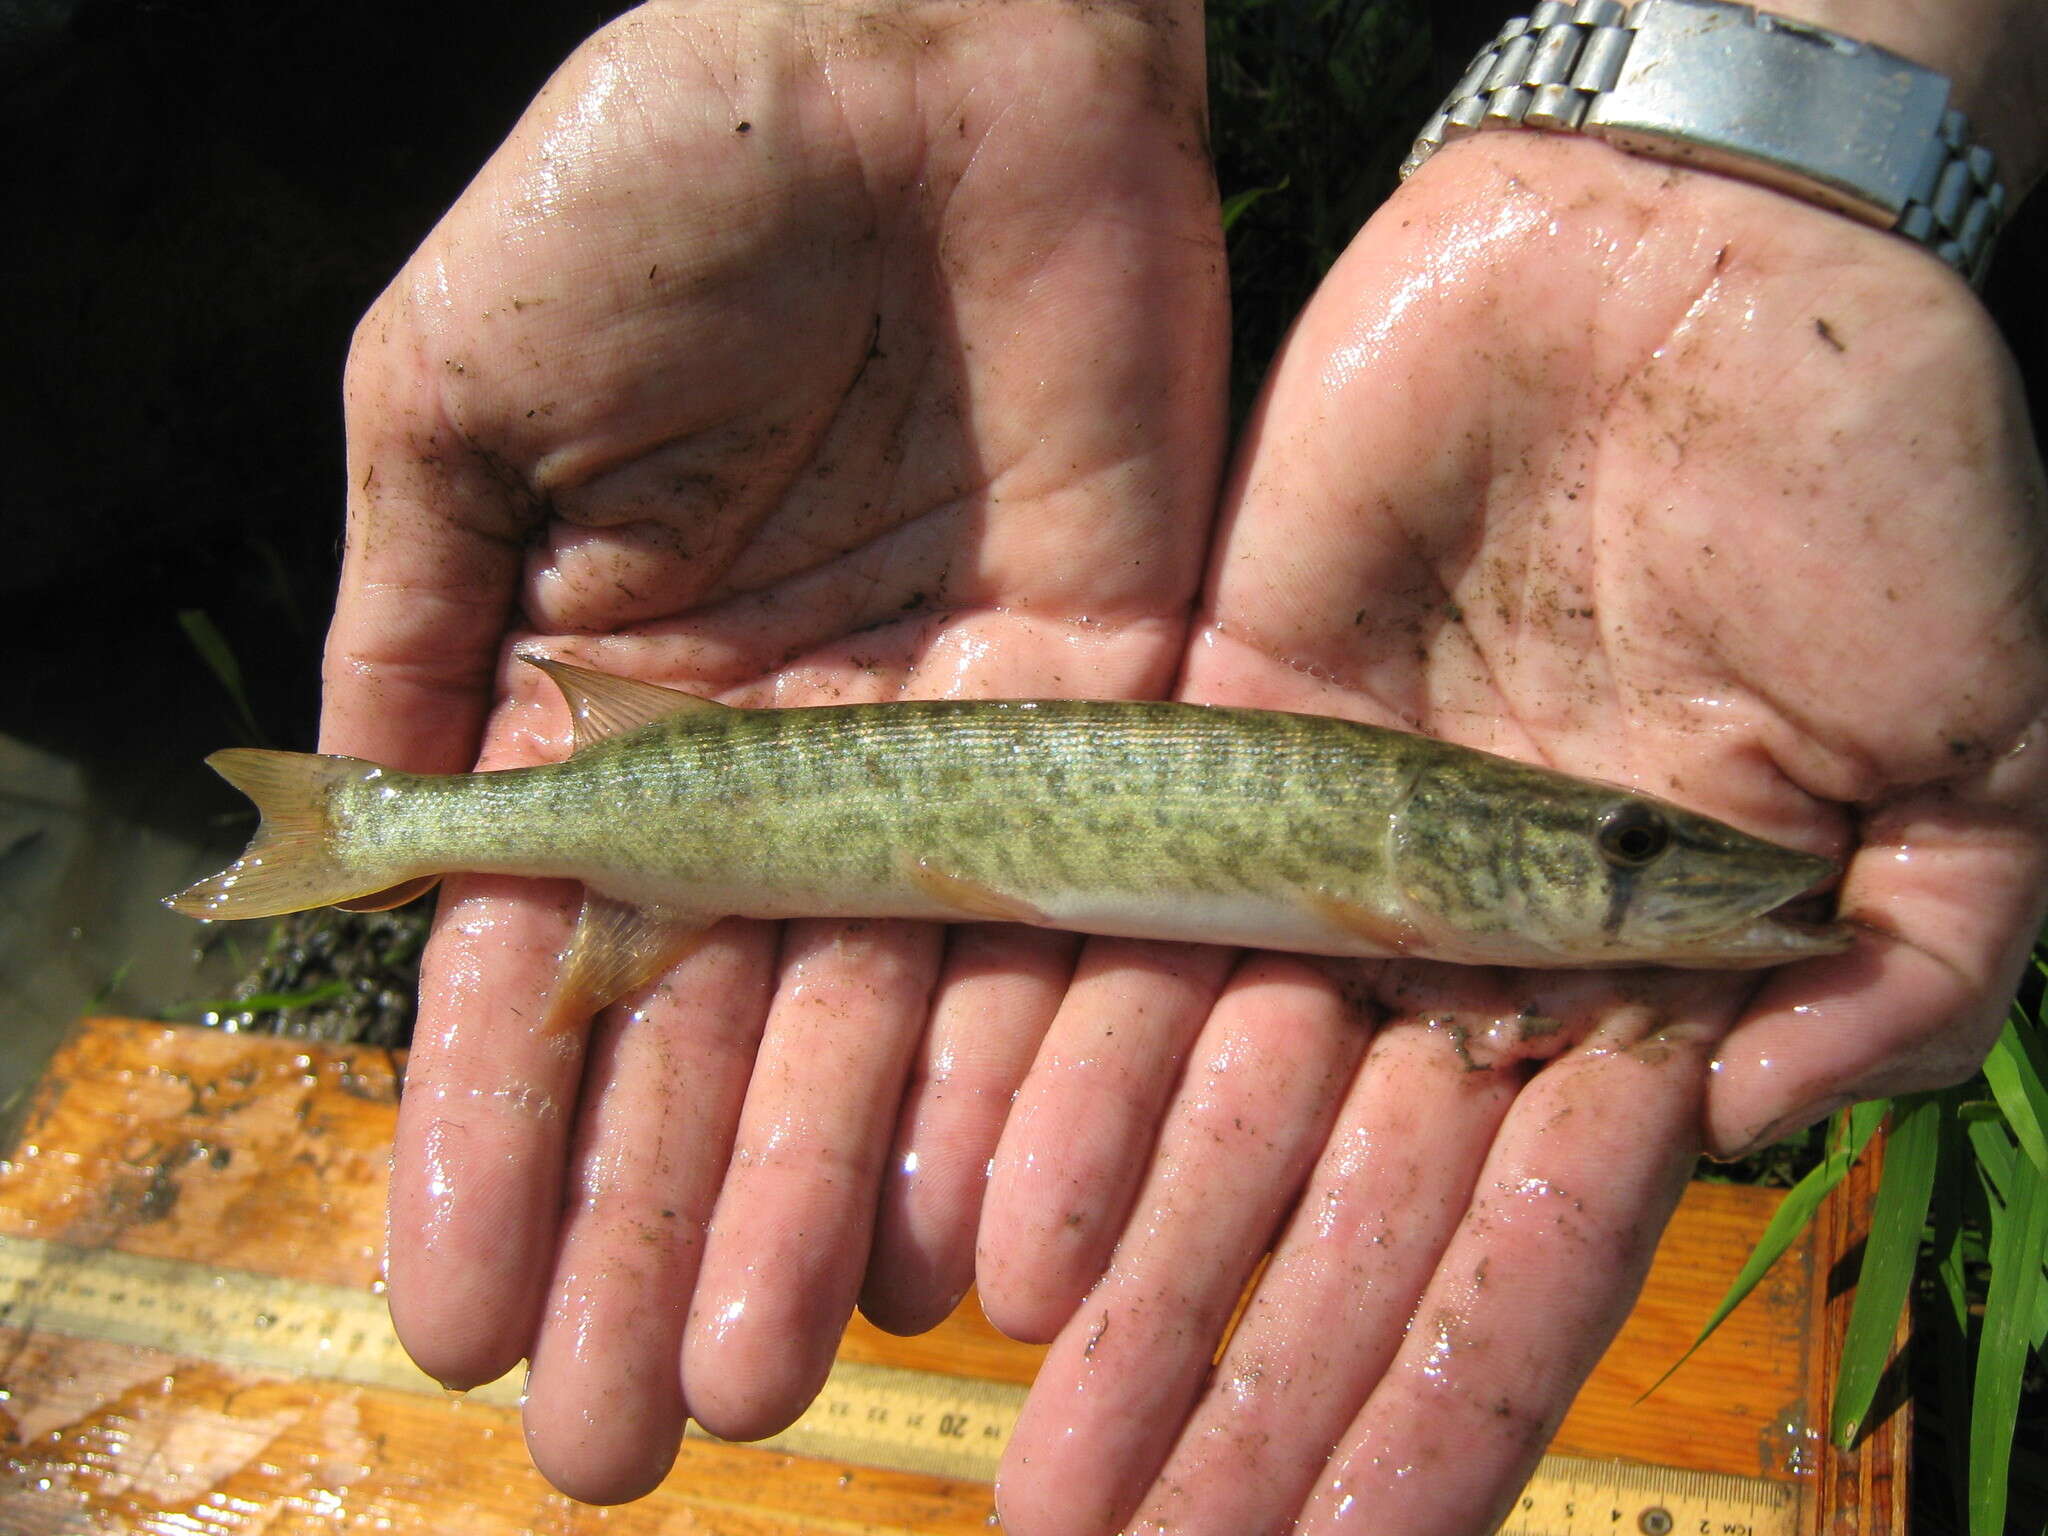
[0,1235,1801,1529]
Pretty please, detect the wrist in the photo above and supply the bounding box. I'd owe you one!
[1636,0,2048,196]
[1408,0,2035,283]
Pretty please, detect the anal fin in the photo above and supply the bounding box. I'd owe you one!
[904,857,1048,925]
[540,892,711,1035]
[335,876,443,913]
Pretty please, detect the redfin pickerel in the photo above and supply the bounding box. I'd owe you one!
[167,658,1848,1030]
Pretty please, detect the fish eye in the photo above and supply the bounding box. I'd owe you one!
[1597,805,1671,867]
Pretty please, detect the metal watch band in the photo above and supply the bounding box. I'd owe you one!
[1402,0,2007,286]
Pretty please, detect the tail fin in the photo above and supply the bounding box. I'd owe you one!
[165,749,436,919]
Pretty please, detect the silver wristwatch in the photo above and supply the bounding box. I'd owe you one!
[1402,0,2006,285]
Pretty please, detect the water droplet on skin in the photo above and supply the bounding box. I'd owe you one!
[707,1297,746,1341]
[1419,1315,1457,1383]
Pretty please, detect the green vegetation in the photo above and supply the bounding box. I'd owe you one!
[1678,953,2048,1534]
[176,907,424,1047]
[1207,0,1435,421]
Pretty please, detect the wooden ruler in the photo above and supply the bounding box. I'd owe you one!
[0,1020,1905,1533]
[0,1232,1796,1532]
[1501,1459,1798,1536]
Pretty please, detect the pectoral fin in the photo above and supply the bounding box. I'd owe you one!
[904,857,1048,925]
[540,892,711,1035]
[1303,890,1422,956]
[521,655,728,753]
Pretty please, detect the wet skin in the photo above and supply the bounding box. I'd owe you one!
[323,0,2048,1527]
[987,137,2048,1536]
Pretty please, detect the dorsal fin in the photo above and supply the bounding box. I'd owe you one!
[519,655,727,753]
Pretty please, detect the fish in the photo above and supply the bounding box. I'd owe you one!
[166,657,1850,1031]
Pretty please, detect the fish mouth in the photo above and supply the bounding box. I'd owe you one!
[1628,849,1852,968]
[1663,879,1853,968]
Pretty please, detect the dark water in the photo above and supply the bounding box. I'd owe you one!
[1,0,623,1130]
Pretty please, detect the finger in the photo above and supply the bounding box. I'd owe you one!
[521,921,774,1503]
[321,294,532,771]
[680,918,942,1441]
[860,924,1078,1336]
[386,875,583,1388]
[1706,744,2048,1157]
[976,940,1238,1342]
[1117,1019,1522,1536]
[1297,1017,1719,1536]
[993,956,1369,1536]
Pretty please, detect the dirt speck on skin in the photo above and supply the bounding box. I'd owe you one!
[1814,317,1845,352]
[1632,1033,1675,1066]
[1436,1018,1481,1073]
[1084,1311,1110,1356]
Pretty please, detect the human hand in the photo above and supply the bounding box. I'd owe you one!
[321,0,1226,1501]
[982,128,2048,1534]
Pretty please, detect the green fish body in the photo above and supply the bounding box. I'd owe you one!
[169,659,1846,1030]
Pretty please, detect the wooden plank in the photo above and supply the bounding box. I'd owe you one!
[0,1018,1889,1530]
[1805,1123,1913,1536]
[0,1020,395,1288]
[1550,1179,1809,1479]
[0,1330,1003,1535]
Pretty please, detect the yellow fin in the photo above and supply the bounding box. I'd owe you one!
[520,656,725,753]
[1303,889,1422,956]
[334,876,443,913]
[904,857,1048,925]
[539,893,710,1035]
[165,750,418,920]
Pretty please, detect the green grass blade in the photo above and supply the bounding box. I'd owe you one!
[1969,1114,2017,1207]
[1931,1098,1978,1533]
[1966,1114,2048,1345]
[1971,1123,2048,1536]
[1985,1007,2048,1175]
[177,608,270,747]
[1220,176,1289,232]
[1642,1100,1887,1400]
[160,979,353,1022]
[1831,1093,1943,1447]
